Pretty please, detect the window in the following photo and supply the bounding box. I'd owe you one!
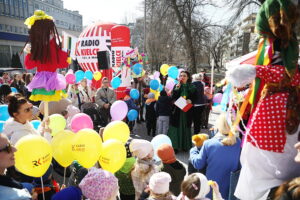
[4,0,8,4]
[0,24,3,31]
[34,4,38,9]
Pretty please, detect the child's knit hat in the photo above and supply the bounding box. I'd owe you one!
[157,144,176,164]
[130,139,154,159]
[149,172,172,194]
[79,167,118,200]
[147,92,155,99]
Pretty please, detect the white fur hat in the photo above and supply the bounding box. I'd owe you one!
[149,172,172,194]
[195,173,210,199]
[129,139,153,159]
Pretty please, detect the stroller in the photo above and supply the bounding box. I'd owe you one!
[80,102,106,132]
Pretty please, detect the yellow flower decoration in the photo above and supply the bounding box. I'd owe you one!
[24,10,53,28]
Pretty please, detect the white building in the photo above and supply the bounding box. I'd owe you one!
[0,0,82,68]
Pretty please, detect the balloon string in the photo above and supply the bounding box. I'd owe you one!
[63,167,66,186]
[40,177,45,200]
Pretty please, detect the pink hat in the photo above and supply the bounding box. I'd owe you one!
[79,167,118,200]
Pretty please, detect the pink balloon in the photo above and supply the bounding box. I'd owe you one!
[165,80,175,91]
[213,93,223,104]
[153,71,160,79]
[70,113,93,132]
[177,68,184,79]
[65,73,75,84]
[110,100,128,121]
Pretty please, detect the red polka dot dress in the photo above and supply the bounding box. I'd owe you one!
[246,65,300,153]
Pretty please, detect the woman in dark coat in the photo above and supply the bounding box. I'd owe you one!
[167,71,196,152]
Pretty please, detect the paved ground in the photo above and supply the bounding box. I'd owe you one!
[131,106,221,166]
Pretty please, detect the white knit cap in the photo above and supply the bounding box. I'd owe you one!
[129,139,153,159]
[149,172,172,194]
[194,173,210,199]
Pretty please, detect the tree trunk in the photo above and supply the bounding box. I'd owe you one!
[170,0,197,74]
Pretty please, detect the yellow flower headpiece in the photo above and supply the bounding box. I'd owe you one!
[24,10,53,29]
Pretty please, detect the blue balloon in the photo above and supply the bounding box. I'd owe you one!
[84,70,93,80]
[151,135,172,161]
[127,109,138,121]
[75,70,85,83]
[132,63,143,75]
[0,121,5,133]
[150,79,159,90]
[111,77,122,89]
[159,84,163,92]
[130,89,140,100]
[174,79,179,84]
[0,105,9,121]
[168,66,179,79]
[11,87,18,93]
[30,120,41,130]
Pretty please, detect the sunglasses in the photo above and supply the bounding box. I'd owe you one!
[0,143,13,153]
[24,106,33,113]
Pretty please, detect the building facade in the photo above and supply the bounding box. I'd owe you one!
[0,0,82,68]
[223,13,258,63]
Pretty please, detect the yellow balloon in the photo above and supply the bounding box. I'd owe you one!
[49,114,66,136]
[160,64,169,76]
[103,121,130,143]
[51,130,75,167]
[72,128,102,168]
[93,71,102,81]
[15,135,52,177]
[99,139,126,173]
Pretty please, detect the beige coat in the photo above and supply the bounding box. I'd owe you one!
[95,87,116,108]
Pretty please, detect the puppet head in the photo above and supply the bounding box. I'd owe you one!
[25,10,61,63]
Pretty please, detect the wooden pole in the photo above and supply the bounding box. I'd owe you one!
[44,101,49,128]
[211,60,214,94]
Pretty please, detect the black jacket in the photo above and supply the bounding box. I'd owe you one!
[192,81,205,105]
[156,96,172,117]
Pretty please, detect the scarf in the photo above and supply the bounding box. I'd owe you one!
[250,0,299,109]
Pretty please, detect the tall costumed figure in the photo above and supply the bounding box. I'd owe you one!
[24,10,70,118]
[226,0,300,199]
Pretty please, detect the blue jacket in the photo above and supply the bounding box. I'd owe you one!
[125,98,139,111]
[0,185,31,200]
[190,136,241,200]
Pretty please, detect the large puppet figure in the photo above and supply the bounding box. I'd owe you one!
[226,0,300,199]
[24,10,69,105]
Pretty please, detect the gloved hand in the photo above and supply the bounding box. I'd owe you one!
[192,134,209,147]
[226,64,256,88]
